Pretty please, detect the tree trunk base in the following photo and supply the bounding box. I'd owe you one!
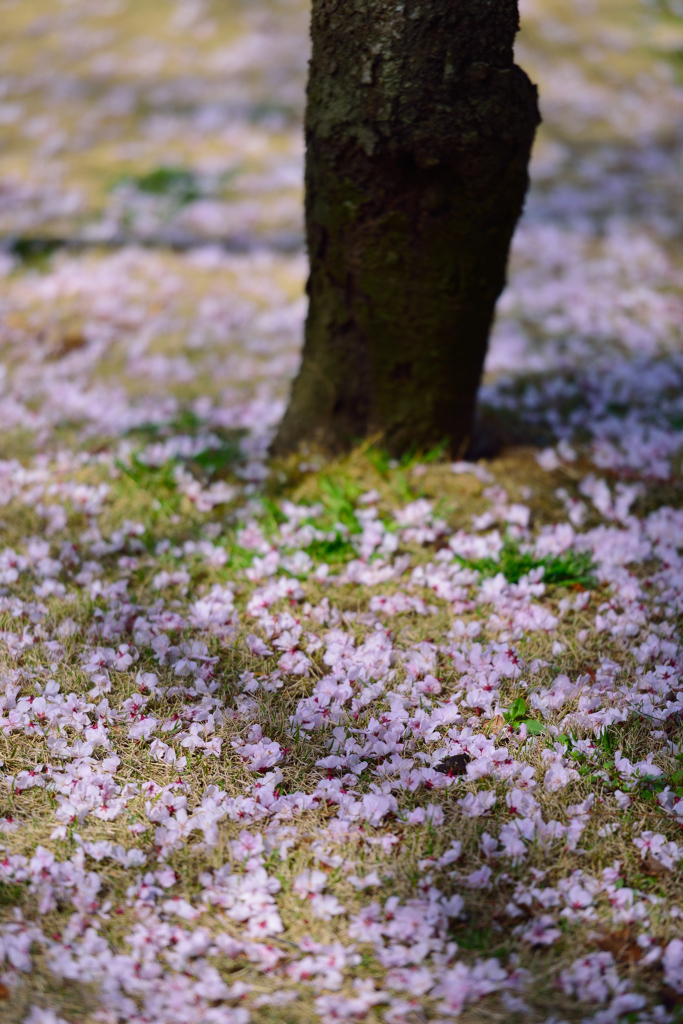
[272,0,540,459]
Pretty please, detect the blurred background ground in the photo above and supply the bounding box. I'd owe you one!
[0,0,681,452]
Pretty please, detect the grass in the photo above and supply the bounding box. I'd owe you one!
[451,537,599,588]
[0,607,680,1024]
[315,475,363,534]
[111,167,205,205]
[188,439,243,480]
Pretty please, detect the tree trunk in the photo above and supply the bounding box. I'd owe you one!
[273,0,539,458]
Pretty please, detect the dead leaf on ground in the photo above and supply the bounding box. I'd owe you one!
[486,715,505,735]
[595,928,643,966]
[640,853,669,878]
[47,331,87,360]
[660,985,683,1010]
[433,753,471,777]
[0,981,8,999]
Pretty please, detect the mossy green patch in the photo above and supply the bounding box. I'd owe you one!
[454,538,598,588]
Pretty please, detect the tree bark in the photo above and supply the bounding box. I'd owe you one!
[273,0,539,458]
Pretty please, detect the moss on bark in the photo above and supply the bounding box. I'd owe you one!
[273,0,540,457]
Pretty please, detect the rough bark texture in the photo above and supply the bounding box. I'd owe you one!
[273,0,540,457]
